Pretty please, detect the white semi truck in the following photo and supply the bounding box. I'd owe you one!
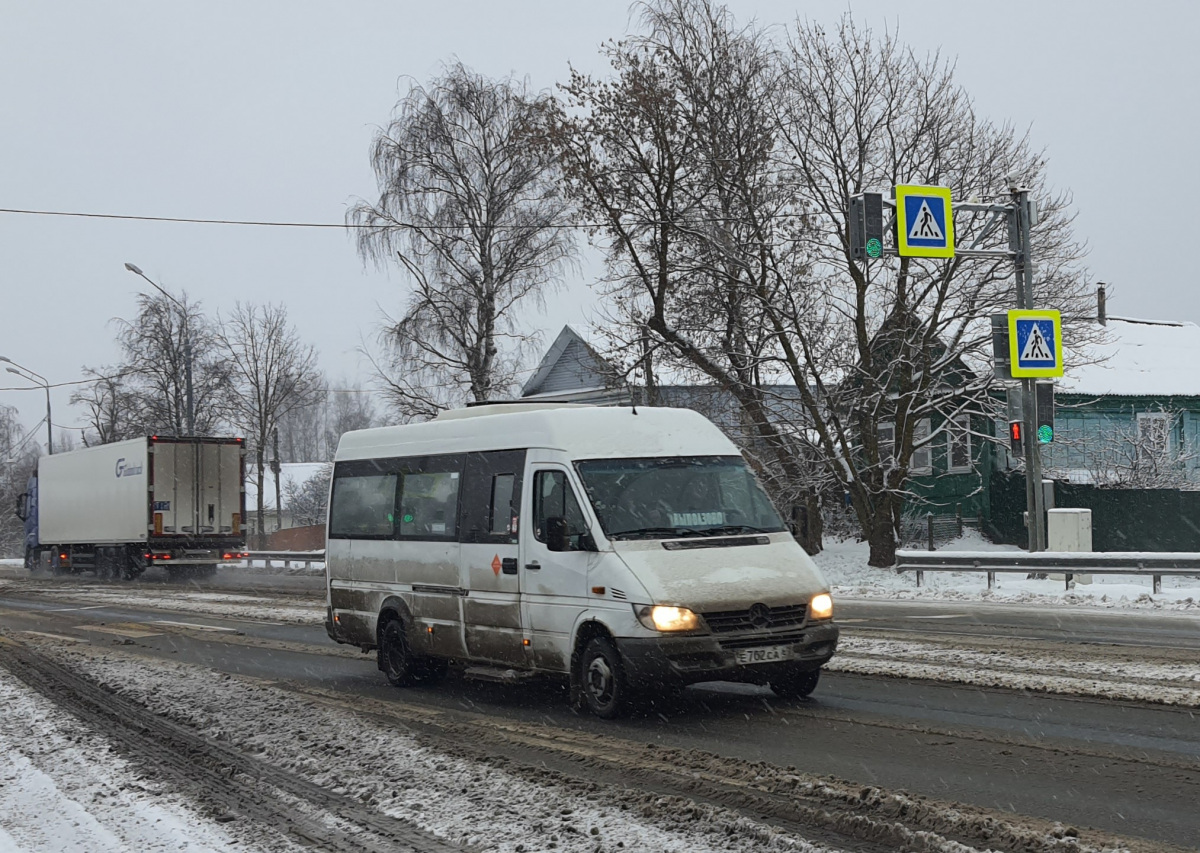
[15,436,247,580]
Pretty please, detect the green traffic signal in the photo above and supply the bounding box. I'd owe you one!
[1037,424,1053,444]
[865,238,882,258]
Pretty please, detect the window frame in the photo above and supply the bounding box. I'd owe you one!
[1136,411,1172,464]
[910,417,933,475]
[947,414,973,474]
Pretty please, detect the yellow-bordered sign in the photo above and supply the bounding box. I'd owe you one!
[895,185,955,258]
[1008,309,1063,378]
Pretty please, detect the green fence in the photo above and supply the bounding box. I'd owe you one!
[988,472,1200,551]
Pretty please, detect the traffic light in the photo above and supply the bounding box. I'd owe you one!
[1035,381,1055,444]
[849,192,885,260]
[1009,421,1023,455]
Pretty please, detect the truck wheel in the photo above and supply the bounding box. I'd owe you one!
[379,617,418,687]
[25,547,38,573]
[579,637,630,719]
[770,666,821,700]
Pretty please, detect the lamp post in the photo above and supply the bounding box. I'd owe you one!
[0,357,53,455]
[124,262,195,436]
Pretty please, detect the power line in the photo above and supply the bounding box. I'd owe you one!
[0,205,809,231]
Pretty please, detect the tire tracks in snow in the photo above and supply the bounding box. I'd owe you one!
[0,636,467,853]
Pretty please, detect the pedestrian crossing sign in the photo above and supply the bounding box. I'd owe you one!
[1008,310,1063,378]
[895,185,955,258]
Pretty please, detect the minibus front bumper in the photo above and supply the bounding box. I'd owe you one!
[616,620,839,687]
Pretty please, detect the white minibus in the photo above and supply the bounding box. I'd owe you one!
[324,404,838,717]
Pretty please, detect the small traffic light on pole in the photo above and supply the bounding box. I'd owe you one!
[1009,421,1023,455]
[849,192,885,260]
[1035,381,1055,444]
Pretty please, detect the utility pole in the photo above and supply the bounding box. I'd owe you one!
[1010,183,1047,551]
[272,426,283,533]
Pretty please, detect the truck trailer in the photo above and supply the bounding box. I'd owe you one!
[14,436,247,580]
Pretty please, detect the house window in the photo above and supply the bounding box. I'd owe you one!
[877,422,895,464]
[1136,412,1171,464]
[948,415,972,473]
[911,418,932,475]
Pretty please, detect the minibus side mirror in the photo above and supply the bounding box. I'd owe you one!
[546,516,569,552]
[15,493,28,522]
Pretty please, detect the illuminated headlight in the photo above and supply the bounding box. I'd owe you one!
[634,605,700,632]
[809,593,833,620]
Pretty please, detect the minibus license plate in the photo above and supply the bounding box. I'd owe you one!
[735,645,790,665]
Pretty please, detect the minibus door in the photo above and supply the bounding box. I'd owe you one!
[521,467,594,674]
[459,450,527,666]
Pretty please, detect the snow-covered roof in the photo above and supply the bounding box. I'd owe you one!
[1060,317,1200,397]
[245,462,329,510]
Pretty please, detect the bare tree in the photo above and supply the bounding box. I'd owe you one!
[324,385,379,460]
[348,62,575,420]
[552,2,1095,565]
[277,381,328,463]
[1,404,41,559]
[70,367,143,445]
[217,302,323,545]
[284,462,333,528]
[108,291,230,437]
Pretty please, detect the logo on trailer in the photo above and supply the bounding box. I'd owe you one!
[115,458,145,478]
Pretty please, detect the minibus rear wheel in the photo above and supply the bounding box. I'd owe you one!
[580,637,630,719]
[380,617,418,687]
[770,666,820,700]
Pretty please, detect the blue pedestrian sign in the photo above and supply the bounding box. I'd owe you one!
[1008,310,1063,378]
[895,185,955,258]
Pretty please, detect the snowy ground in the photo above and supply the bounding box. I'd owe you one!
[815,531,1200,612]
[0,666,276,853]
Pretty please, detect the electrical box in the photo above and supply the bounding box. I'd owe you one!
[1048,508,1093,584]
[1047,508,1091,552]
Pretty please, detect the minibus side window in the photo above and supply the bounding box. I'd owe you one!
[329,473,398,538]
[398,471,460,538]
[533,471,587,550]
[490,474,516,535]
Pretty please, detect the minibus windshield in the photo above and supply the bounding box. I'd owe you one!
[575,456,787,540]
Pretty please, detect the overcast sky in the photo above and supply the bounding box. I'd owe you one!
[2,1,1197,443]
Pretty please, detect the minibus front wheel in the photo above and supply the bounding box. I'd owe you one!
[770,666,821,700]
[580,637,631,719]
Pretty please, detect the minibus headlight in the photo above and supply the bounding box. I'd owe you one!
[634,605,700,632]
[809,593,833,620]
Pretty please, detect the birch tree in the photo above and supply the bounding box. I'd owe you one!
[348,63,575,420]
[217,302,322,544]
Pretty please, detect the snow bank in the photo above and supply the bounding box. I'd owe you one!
[816,532,1200,612]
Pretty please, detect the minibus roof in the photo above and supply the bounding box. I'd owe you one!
[335,405,738,461]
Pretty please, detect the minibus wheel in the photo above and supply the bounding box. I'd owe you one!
[770,666,820,700]
[580,637,629,719]
[380,617,418,687]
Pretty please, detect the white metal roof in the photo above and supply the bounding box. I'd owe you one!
[335,405,738,461]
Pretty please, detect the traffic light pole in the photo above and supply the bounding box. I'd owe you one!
[1012,187,1047,551]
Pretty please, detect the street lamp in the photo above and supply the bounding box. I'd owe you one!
[124,262,195,436]
[0,356,53,455]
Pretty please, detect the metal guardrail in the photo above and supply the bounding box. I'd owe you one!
[895,549,1200,594]
[242,550,326,568]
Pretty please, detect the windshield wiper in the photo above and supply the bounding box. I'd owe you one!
[611,526,705,540]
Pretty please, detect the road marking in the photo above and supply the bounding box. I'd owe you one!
[76,624,162,639]
[904,614,969,620]
[46,604,109,613]
[21,630,89,644]
[150,620,237,633]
